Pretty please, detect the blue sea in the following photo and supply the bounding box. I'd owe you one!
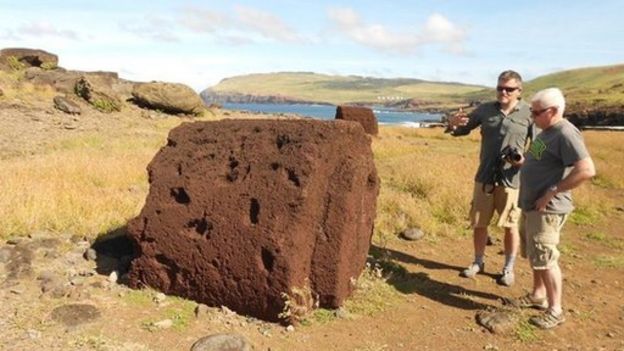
[222,102,442,127]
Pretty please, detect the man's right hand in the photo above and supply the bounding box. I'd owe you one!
[448,107,469,128]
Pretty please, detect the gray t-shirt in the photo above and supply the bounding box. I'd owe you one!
[519,119,590,213]
[452,100,533,189]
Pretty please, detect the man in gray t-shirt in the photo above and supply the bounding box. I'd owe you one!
[447,70,534,287]
[509,88,595,329]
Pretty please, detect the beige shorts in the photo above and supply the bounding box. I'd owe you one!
[469,182,521,229]
[520,211,568,270]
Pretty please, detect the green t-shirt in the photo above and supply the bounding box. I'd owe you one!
[519,119,590,213]
[452,100,533,189]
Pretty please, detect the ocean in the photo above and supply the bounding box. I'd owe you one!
[222,103,443,127]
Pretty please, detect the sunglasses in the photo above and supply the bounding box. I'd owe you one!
[496,86,521,93]
[530,106,555,117]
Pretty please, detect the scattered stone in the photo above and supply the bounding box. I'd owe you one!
[6,238,22,245]
[286,325,295,332]
[0,246,12,263]
[152,319,173,330]
[607,332,615,338]
[26,329,41,340]
[108,271,118,284]
[53,95,81,115]
[400,227,424,241]
[83,248,97,261]
[476,310,515,334]
[6,245,34,280]
[50,304,101,327]
[335,307,350,319]
[153,292,166,304]
[190,333,253,351]
[195,304,211,318]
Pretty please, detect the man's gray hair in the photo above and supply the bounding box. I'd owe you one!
[531,88,566,115]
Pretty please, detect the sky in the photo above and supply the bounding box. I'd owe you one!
[1,0,623,92]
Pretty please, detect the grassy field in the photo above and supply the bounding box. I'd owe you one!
[0,114,617,246]
[207,72,486,106]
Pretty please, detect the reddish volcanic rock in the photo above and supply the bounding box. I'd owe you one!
[127,119,379,321]
[335,105,378,135]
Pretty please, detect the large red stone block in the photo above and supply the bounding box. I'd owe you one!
[127,119,379,321]
[335,105,379,135]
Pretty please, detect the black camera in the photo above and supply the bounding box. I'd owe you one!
[500,145,522,162]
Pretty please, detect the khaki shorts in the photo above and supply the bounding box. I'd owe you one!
[469,182,521,229]
[520,211,568,270]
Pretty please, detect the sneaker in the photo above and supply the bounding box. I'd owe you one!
[460,262,484,278]
[497,270,515,287]
[529,309,566,329]
[503,293,548,310]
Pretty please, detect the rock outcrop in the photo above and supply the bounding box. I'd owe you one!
[127,119,379,322]
[0,48,58,70]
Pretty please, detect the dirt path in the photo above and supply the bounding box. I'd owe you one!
[1,214,623,351]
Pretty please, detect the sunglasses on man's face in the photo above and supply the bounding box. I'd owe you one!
[496,86,520,93]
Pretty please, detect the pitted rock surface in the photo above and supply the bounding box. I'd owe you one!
[335,105,378,135]
[127,119,379,321]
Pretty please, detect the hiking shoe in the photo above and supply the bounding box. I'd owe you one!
[504,293,548,310]
[460,262,484,278]
[497,270,515,287]
[529,310,566,329]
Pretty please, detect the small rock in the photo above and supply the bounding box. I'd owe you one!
[6,238,22,245]
[335,308,350,319]
[191,333,253,351]
[108,271,118,284]
[153,292,166,303]
[0,246,12,263]
[607,332,615,338]
[26,329,41,339]
[50,304,101,327]
[286,325,295,332]
[195,304,211,318]
[400,227,424,241]
[83,248,97,261]
[153,319,173,330]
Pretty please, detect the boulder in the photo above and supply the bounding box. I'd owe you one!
[0,48,58,70]
[74,76,122,113]
[127,119,379,322]
[132,82,205,116]
[335,105,379,135]
[53,95,82,115]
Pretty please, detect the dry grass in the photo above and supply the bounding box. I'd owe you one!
[0,117,618,243]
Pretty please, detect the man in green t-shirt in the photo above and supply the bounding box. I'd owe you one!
[508,87,595,329]
[447,70,534,287]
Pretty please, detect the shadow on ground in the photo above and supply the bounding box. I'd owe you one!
[370,245,501,311]
[90,226,136,283]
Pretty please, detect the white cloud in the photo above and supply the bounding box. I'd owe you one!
[119,16,179,42]
[327,7,467,55]
[178,6,231,33]
[234,5,305,43]
[421,13,467,54]
[17,21,80,40]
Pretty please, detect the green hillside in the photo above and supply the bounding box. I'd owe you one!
[207,72,486,106]
[464,64,624,112]
[207,65,624,112]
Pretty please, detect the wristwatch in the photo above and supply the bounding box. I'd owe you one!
[548,185,559,193]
